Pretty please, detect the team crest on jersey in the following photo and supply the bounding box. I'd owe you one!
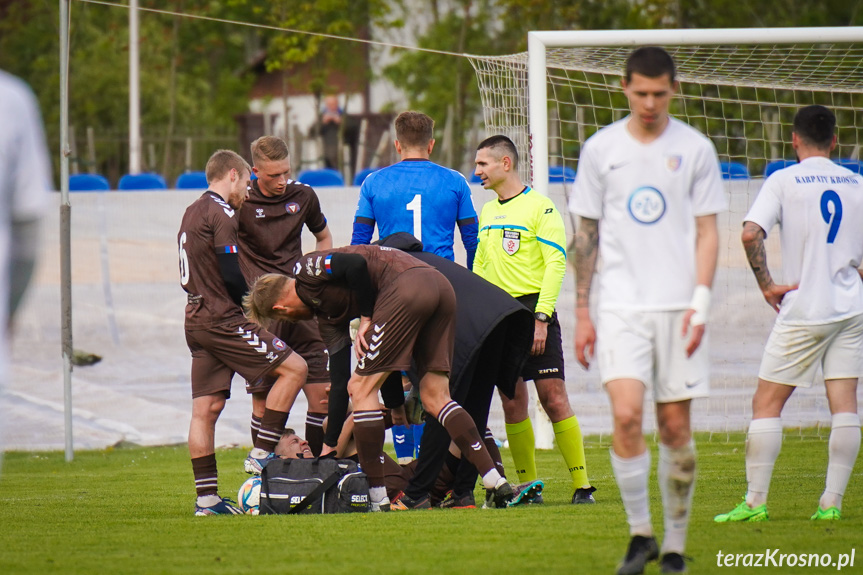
[255,208,265,219]
[502,230,521,255]
[628,187,666,224]
[285,202,300,214]
[272,338,286,351]
[666,155,682,172]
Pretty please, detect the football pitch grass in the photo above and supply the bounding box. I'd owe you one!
[1,432,860,574]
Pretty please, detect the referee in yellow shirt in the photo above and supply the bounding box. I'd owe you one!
[473,135,594,504]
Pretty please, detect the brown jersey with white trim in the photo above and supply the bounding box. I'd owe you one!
[293,245,431,352]
[178,191,245,329]
[238,179,328,281]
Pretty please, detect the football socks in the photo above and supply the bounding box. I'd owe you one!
[553,415,590,489]
[505,417,537,482]
[658,441,696,555]
[821,412,861,511]
[744,418,782,508]
[611,449,653,537]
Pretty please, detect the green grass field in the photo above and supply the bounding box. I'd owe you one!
[1,433,860,574]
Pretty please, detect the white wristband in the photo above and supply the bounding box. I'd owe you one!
[689,285,711,326]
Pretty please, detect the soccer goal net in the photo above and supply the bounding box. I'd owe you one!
[468,28,863,436]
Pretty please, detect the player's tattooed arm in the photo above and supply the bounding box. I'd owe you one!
[742,221,796,312]
[741,221,773,292]
[573,217,599,310]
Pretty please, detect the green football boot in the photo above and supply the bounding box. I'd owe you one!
[714,498,768,522]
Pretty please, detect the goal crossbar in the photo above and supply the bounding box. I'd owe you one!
[528,27,863,194]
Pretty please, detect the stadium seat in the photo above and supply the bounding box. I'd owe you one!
[175,171,208,190]
[353,167,379,186]
[118,172,167,191]
[68,173,110,192]
[720,161,750,180]
[548,165,577,183]
[468,172,482,184]
[764,159,796,178]
[296,168,344,187]
[835,158,863,174]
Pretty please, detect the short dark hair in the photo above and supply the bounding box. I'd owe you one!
[625,46,676,83]
[395,111,434,148]
[476,135,519,169]
[205,149,250,183]
[793,105,836,150]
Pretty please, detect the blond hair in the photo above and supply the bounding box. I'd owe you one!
[243,273,291,324]
[205,149,250,183]
[250,136,290,166]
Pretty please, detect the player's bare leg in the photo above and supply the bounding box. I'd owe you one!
[349,370,392,510]
[607,378,658,575]
[536,377,593,501]
[655,400,695,559]
[189,393,240,514]
[817,378,860,518]
[245,353,308,474]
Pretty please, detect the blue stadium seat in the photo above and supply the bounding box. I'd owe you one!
[353,168,379,186]
[118,172,167,191]
[69,173,110,192]
[764,160,796,178]
[835,158,863,174]
[720,161,750,180]
[175,171,208,190]
[548,165,576,183]
[296,168,344,187]
[468,172,482,184]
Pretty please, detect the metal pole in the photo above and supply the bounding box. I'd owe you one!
[129,0,141,174]
[59,0,74,462]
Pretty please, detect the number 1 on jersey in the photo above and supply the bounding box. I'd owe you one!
[406,194,422,241]
[820,190,842,244]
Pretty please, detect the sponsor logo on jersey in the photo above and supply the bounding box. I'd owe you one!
[255,208,265,219]
[265,351,278,362]
[666,155,682,172]
[313,255,323,276]
[627,187,666,224]
[502,230,520,255]
[272,338,286,351]
[285,202,300,214]
[494,215,506,220]
[293,261,302,276]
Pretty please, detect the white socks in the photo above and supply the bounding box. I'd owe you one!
[658,441,696,555]
[611,449,652,537]
[481,469,504,490]
[820,412,861,511]
[745,418,782,507]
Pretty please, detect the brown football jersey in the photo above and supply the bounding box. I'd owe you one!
[237,179,328,281]
[293,245,431,351]
[178,191,245,329]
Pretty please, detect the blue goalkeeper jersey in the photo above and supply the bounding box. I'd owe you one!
[351,158,478,266]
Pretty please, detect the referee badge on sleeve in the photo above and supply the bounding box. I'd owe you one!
[503,230,521,255]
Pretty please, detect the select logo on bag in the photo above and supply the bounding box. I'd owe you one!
[503,230,520,255]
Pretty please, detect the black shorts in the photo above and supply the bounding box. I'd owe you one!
[517,294,565,382]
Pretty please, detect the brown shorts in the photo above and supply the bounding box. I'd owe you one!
[252,317,330,392]
[356,267,455,378]
[185,320,293,399]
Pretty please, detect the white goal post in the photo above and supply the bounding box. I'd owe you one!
[468,28,863,435]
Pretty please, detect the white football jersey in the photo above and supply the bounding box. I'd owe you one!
[570,116,726,311]
[744,156,863,325]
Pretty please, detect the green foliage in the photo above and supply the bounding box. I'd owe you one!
[0,433,860,574]
[0,1,254,182]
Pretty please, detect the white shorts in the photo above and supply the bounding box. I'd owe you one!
[597,309,710,403]
[758,313,863,387]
